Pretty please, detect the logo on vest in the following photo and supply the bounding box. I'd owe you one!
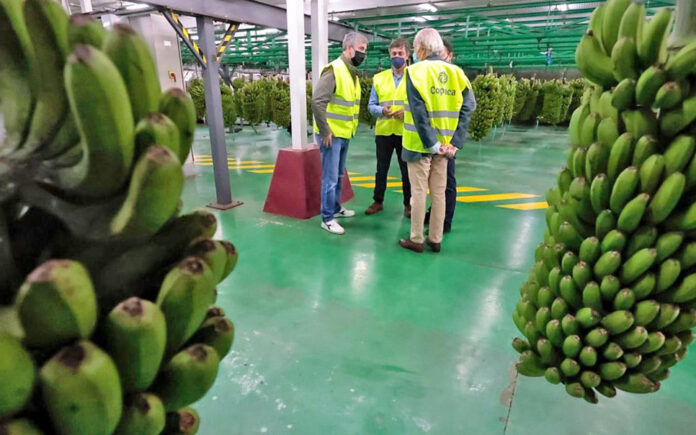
[438,71,449,84]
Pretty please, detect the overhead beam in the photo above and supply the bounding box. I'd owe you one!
[140,0,385,42]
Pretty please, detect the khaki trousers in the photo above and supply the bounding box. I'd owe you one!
[407,154,448,244]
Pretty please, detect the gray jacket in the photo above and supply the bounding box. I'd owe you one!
[311,53,358,138]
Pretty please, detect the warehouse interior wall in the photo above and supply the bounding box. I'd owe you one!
[129,13,185,92]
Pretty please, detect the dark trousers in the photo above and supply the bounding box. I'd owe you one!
[429,157,457,228]
[374,134,411,207]
[444,158,457,228]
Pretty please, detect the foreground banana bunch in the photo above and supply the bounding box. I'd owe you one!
[513,0,696,403]
[0,1,238,432]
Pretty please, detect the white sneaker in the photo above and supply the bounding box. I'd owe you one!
[334,207,355,218]
[321,219,345,235]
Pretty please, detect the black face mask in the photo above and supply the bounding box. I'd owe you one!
[351,50,366,67]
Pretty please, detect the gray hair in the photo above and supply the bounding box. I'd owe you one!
[413,28,444,57]
[342,32,368,50]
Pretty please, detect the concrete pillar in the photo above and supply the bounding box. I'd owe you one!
[286,0,308,149]
[311,0,328,86]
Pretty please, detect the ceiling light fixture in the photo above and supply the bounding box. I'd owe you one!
[419,3,438,13]
[124,3,150,11]
[414,17,427,23]
[558,3,569,12]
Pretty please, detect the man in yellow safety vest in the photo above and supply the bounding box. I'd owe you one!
[311,32,369,235]
[364,39,412,218]
[399,28,476,253]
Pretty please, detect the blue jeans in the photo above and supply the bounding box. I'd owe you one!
[317,134,350,222]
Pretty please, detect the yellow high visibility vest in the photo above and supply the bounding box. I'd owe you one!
[313,58,361,139]
[373,69,407,136]
[403,60,471,153]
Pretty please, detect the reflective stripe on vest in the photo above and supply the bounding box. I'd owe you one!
[373,69,407,136]
[402,60,470,153]
[313,58,361,139]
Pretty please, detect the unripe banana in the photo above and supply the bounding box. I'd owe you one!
[611,78,636,110]
[617,1,645,41]
[634,299,660,326]
[134,112,181,158]
[611,37,639,81]
[599,361,627,380]
[607,133,634,183]
[512,337,530,354]
[0,0,36,154]
[560,358,581,377]
[114,393,166,435]
[39,340,122,435]
[665,40,696,81]
[188,316,235,360]
[601,229,627,254]
[610,166,639,213]
[664,135,695,175]
[15,0,71,158]
[647,172,686,224]
[0,419,44,435]
[16,259,97,348]
[637,7,674,67]
[601,0,632,53]
[656,232,684,262]
[621,109,657,138]
[157,257,217,355]
[576,31,617,88]
[601,275,621,302]
[632,272,656,300]
[57,44,134,198]
[596,209,616,239]
[220,240,239,280]
[0,334,35,418]
[164,407,200,435]
[635,66,667,107]
[617,193,649,233]
[569,104,590,145]
[68,13,106,47]
[110,146,184,238]
[185,239,229,284]
[614,288,636,310]
[602,310,634,334]
[668,273,696,303]
[625,226,657,258]
[588,4,607,53]
[639,154,665,194]
[153,344,220,411]
[603,342,625,360]
[595,382,617,398]
[102,297,167,392]
[544,367,561,385]
[632,135,658,167]
[621,248,657,284]
[103,23,161,122]
[160,88,197,163]
[660,95,696,138]
[614,372,659,393]
[653,81,684,110]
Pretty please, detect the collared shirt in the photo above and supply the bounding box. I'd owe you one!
[311,53,358,138]
[368,68,405,118]
[402,54,477,163]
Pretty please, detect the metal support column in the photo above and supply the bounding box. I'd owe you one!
[216,22,239,62]
[196,15,241,209]
[311,0,328,86]
[287,0,308,149]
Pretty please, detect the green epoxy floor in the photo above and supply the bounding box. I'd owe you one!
[182,124,696,434]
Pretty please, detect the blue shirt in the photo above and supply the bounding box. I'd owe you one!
[368,69,404,118]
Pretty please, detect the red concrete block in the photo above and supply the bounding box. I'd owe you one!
[263,146,354,219]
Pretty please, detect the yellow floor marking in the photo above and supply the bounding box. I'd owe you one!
[349,176,397,181]
[348,172,359,175]
[355,182,403,188]
[195,163,275,169]
[456,193,539,203]
[248,169,275,174]
[497,201,549,210]
[195,159,264,164]
[457,186,487,193]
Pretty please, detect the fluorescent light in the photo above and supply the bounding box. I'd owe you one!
[558,3,568,11]
[124,3,150,11]
[330,16,339,22]
[414,17,427,23]
[419,3,438,13]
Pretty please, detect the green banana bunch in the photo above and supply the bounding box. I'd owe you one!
[514,0,696,403]
[468,73,502,140]
[0,14,235,432]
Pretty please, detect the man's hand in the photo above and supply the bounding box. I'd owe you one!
[392,109,404,120]
[446,146,458,159]
[382,105,393,118]
[322,133,333,147]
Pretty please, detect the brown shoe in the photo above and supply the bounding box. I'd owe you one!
[399,238,424,253]
[365,202,383,215]
[426,239,441,253]
[404,205,412,218]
